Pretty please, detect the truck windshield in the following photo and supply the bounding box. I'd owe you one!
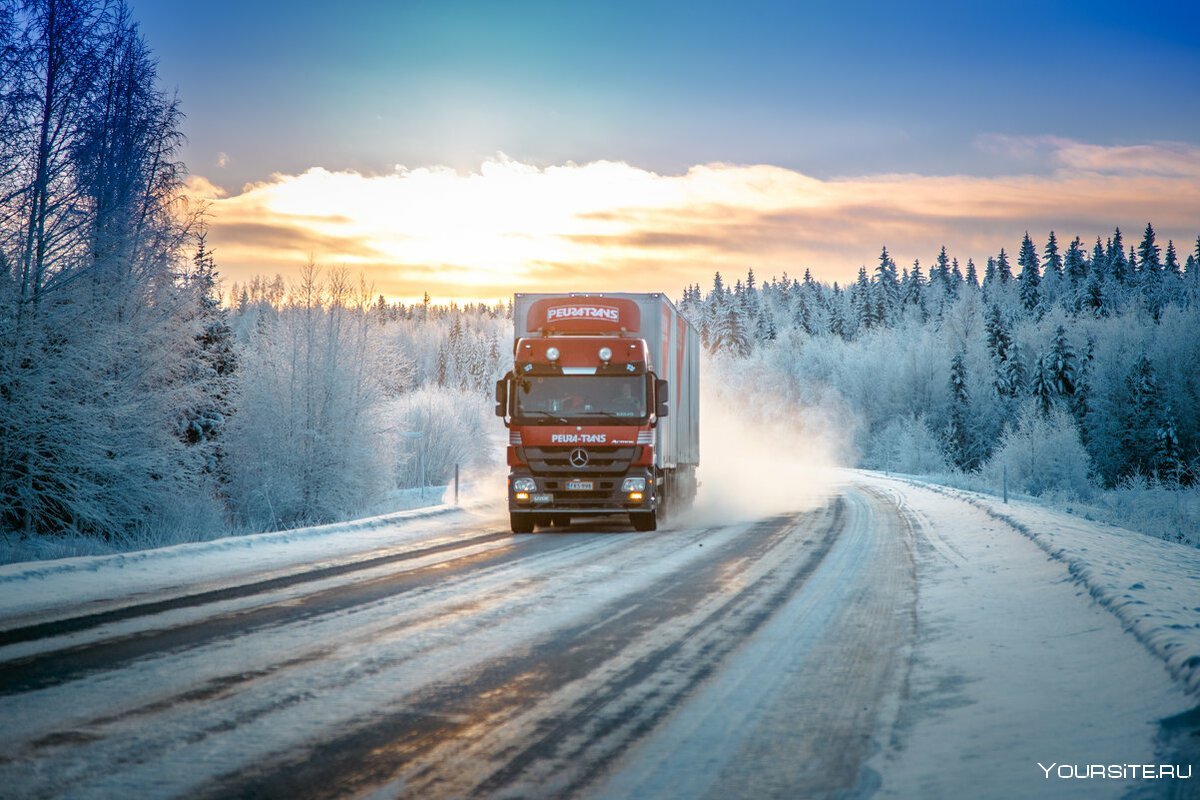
[514,375,647,422]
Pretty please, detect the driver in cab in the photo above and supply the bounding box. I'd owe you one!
[613,382,641,417]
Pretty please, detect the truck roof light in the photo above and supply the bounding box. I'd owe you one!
[546,346,560,361]
[598,346,613,361]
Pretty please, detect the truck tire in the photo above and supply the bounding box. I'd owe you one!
[510,513,535,534]
[630,511,657,532]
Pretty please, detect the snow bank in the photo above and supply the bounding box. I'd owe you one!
[878,473,1200,695]
[0,496,499,622]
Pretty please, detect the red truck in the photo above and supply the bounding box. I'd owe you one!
[495,293,700,533]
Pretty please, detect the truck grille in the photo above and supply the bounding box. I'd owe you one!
[522,446,637,475]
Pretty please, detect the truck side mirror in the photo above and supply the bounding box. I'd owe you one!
[655,378,669,417]
[494,379,508,417]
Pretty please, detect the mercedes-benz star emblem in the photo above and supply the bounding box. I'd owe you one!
[569,448,589,467]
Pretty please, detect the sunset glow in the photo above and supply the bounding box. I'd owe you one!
[194,139,1200,303]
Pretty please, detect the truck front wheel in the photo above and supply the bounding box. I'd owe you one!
[630,511,657,532]
[510,513,535,534]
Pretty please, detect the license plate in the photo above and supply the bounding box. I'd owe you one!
[532,493,553,504]
[564,480,593,491]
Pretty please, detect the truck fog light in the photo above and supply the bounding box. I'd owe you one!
[515,492,530,502]
[598,346,613,361]
[621,477,646,492]
[545,346,560,361]
[512,477,536,493]
[628,491,644,502]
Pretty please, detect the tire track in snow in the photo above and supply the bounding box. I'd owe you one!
[0,519,728,795]
[0,528,515,648]
[197,503,848,799]
[0,529,608,695]
[592,486,916,800]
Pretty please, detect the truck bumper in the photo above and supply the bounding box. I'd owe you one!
[508,469,656,515]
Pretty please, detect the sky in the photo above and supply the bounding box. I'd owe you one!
[135,0,1200,302]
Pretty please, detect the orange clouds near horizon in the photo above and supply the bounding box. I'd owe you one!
[189,139,1200,304]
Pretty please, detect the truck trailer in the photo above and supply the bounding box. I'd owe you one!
[495,293,700,533]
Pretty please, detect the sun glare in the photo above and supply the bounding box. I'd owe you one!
[200,146,1200,304]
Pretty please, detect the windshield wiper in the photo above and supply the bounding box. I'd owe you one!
[520,410,570,424]
[588,410,643,420]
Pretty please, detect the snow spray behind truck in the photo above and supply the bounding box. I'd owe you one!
[495,293,700,533]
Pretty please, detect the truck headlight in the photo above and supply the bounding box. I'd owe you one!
[621,477,646,492]
[512,477,536,493]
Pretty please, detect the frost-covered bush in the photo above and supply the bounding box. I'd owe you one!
[864,415,950,475]
[225,268,389,530]
[385,387,496,488]
[1083,477,1200,547]
[979,403,1094,498]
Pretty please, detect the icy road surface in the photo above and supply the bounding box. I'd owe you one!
[0,474,1196,799]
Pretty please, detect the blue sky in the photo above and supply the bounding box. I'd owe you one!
[134,1,1200,300]
[138,0,1200,187]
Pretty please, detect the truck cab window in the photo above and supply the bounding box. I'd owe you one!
[515,376,647,421]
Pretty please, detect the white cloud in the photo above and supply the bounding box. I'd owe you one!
[200,140,1200,302]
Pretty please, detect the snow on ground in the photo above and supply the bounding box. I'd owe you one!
[862,470,1200,696]
[3,467,1198,797]
[0,490,503,624]
[853,471,1199,798]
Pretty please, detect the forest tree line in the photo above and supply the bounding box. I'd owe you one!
[2,1,1196,553]
[680,226,1200,497]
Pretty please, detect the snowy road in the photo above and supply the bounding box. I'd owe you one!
[0,475,1196,799]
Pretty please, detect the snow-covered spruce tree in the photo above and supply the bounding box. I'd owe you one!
[942,351,978,470]
[850,266,872,332]
[710,302,751,357]
[178,231,237,484]
[995,247,1013,283]
[873,246,900,327]
[1137,222,1167,320]
[1108,227,1128,285]
[1063,236,1087,309]
[903,258,926,320]
[1164,240,1181,280]
[1035,235,1059,313]
[1030,325,1077,417]
[1112,354,1174,484]
[1044,325,1077,399]
[1017,232,1041,313]
[1030,354,1056,416]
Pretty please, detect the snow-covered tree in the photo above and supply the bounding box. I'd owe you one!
[0,2,218,539]
[874,246,900,326]
[225,265,387,529]
[1017,232,1041,312]
[981,404,1092,498]
[943,352,979,470]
